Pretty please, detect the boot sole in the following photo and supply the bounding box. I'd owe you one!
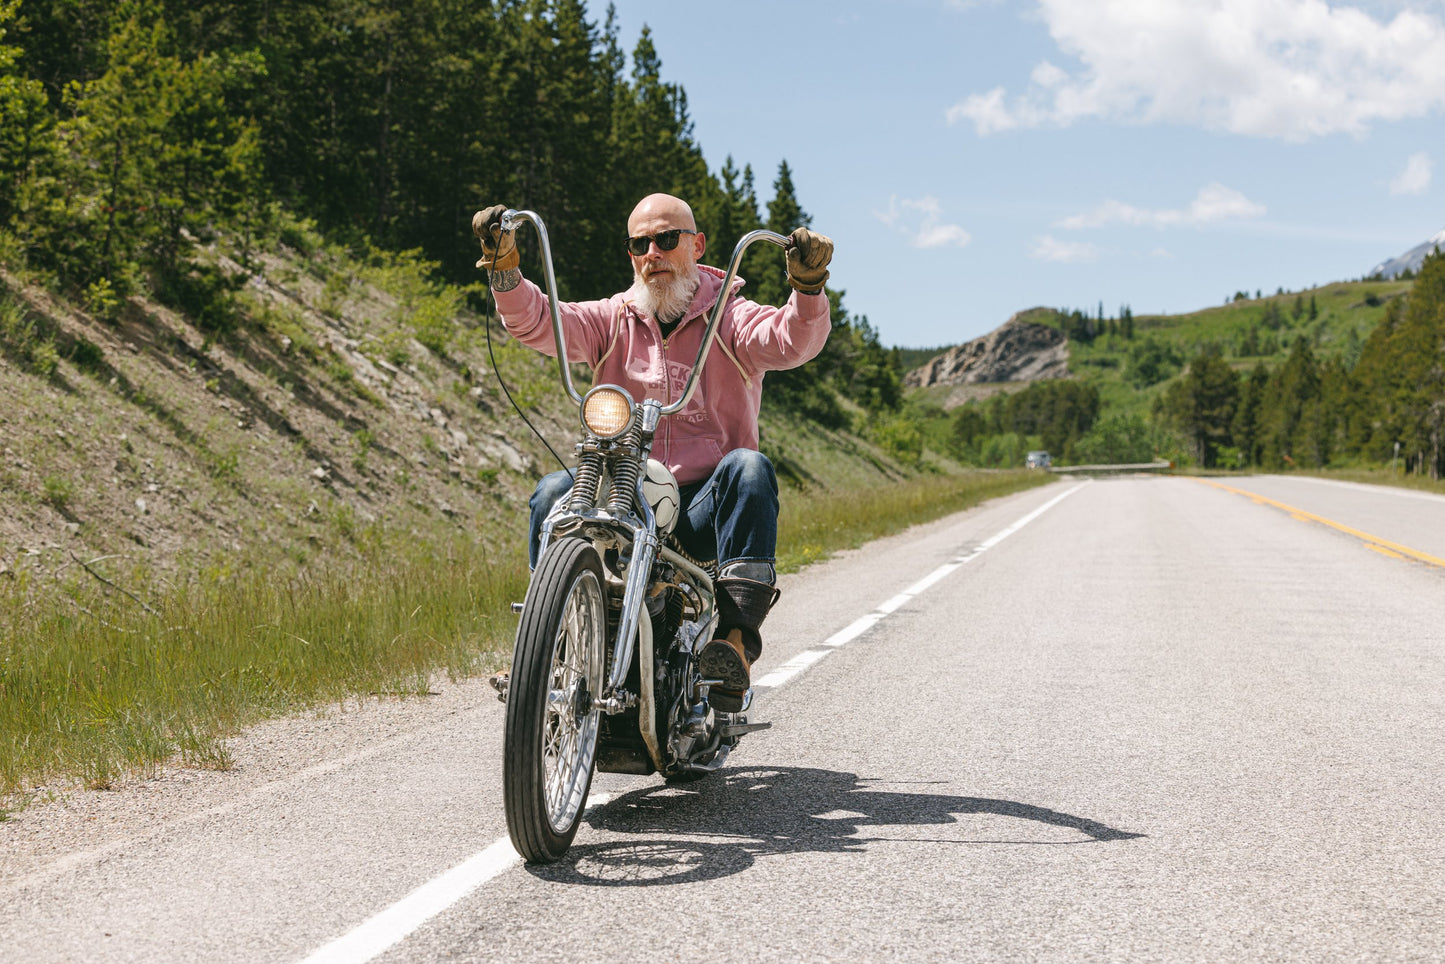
[699,642,750,712]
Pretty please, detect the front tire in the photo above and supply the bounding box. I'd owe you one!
[503,537,607,863]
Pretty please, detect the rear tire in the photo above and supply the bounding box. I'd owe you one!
[503,537,607,863]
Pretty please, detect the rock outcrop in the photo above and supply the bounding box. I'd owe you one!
[904,310,1070,389]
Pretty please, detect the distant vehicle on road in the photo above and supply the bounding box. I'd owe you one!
[1026,450,1052,469]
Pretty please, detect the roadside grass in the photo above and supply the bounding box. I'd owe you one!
[1160,464,1445,497]
[0,531,525,807]
[1301,466,1445,496]
[0,468,1049,810]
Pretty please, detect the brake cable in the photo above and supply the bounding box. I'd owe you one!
[481,240,574,476]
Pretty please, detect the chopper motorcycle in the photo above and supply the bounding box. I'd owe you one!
[484,209,791,864]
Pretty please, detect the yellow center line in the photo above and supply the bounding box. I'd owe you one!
[1193,478,1445,570]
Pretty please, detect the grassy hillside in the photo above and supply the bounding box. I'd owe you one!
[1070,279,1413,417]
[900,276,1420,468]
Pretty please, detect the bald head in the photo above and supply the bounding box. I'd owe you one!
[628,193,697,235]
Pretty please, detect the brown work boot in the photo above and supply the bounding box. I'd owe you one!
[699,629,752,713]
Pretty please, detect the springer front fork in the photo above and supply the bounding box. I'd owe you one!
[500,430,664,715]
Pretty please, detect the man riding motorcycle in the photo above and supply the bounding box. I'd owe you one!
[474,192,834,711]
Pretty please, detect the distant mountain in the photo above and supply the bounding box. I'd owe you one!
[1369,227,1445,279]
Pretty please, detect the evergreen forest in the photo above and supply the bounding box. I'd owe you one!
[0,0,904,425]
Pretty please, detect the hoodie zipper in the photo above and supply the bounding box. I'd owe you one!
[659,324,673,465]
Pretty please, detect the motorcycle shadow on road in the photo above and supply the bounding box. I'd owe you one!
[529,766,1145,887]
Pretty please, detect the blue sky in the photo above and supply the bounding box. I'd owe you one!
[600,0,1445,349]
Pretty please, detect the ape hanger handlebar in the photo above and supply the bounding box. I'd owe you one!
[499,209,789,416]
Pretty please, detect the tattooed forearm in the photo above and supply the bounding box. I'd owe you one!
[489,267,522,292]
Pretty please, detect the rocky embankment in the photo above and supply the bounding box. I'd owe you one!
[904,311,1070,393]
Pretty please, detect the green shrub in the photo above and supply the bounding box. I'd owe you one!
[0,294,60,376]
[1073,413,1158,464]
[1126,337,1183,388]
[978,432,1028,468]
[205,447,240,481]
[155,262,242,333]
[83,279,123,323]
[870,415,924,466]
[65,336,105,372]
[41,475,74,509]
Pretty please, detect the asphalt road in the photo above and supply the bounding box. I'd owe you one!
[3,474,1443,963]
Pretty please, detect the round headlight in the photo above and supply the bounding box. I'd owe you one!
[581,386,634,438]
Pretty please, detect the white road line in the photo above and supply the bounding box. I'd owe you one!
[297,794,611,964]
[977,483,1082,549]
[294,482,1086,964]
[902,562,962,596]
[752,648,831,688]
[298,840,518,964]
[822,612,884,647]
[876,592,914,614]
[796,481,1082,656]
[794,481,1085,658]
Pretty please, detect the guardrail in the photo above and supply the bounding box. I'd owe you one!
[1048,460,1174,474]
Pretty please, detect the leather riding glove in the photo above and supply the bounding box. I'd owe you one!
[473,204,519,271]
[786,227,833,294]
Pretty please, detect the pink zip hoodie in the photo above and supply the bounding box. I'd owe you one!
[493,264,831,485]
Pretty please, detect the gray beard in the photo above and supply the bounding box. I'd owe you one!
[629,263,700,326]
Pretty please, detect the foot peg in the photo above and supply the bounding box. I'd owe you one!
[699,678,753,713]
[717,719,771,738]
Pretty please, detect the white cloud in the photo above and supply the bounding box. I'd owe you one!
[946,0,1445,140]
[1030,235,1099,262]
[1057,183,1266,229]
[876,195,973,248]
[1390,152,1432,195]
[915,223,974,247]
[949,87,1021,135]
[1030,61,1068,88]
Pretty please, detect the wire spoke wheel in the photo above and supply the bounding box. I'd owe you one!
[504,538,607,863]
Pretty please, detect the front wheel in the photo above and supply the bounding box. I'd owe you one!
[503,537,607,863]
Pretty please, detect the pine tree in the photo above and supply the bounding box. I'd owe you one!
[1231,364,1270,465]
[1161,346,1240,466]
[0,0,52,229]
[1260,337,1322,468]
[707,155,761,270]
[5,0,259,326]
[744,159,807,306]
[611,27,694,205]
[1348,251,1445,476]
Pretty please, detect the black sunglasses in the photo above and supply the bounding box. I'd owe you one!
[625,229,696,256]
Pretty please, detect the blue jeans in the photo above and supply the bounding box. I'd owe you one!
[528,449,779,573]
